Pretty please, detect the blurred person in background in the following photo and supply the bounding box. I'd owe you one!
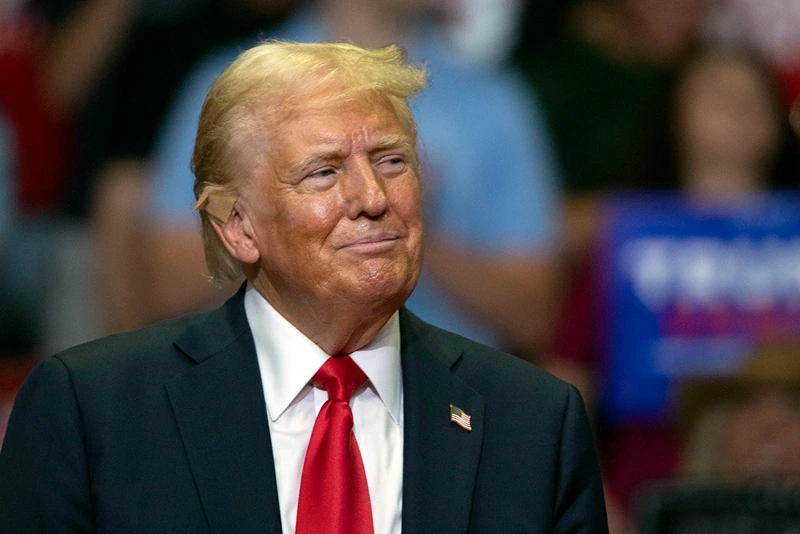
[667,47,798,200]
[0,114,21,443]
[443,0,523,65]
[0,0,296,445]
[517,0,711,442]
[548,47,796,416]
[38,0,296,217]
[514,6,711,488]
[0,1,73,359]
[516,0,710,263]
[116,0,563,359]
[680,343,800,482]
[0,115,12,257]
[48,0,296,335]
[543,45,800,533]
[702,0,800,109]
[630,343,800,532]
[0,4,60,447]
[512,0,580,58]
[0,0,296,355]
[0,114,22,355]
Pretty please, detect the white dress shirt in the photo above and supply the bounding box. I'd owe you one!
[244,284,404,534]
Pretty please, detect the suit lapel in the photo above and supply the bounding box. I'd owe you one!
[166,287,282,534]
[400,309,485,534]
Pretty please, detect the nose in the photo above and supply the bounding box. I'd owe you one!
[343,156,388,219]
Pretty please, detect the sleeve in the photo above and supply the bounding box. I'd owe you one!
[553,385,609,534]
[0,357,94,533]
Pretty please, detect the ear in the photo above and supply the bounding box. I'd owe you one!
[211,202,261,265]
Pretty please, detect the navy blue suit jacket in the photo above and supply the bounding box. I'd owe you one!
[0,288,607,532]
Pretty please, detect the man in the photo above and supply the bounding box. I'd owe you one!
[0,42,607,533]
[109,0,560,356]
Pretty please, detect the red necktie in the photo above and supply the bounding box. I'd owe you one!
[296,355,374,534]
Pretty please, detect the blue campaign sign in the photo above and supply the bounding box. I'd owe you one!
[598,193,800,423]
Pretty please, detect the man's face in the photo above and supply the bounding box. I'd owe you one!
[239,93,424,314]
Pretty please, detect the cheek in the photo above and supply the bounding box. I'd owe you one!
[286,196,343,243]
[390,176,423,227]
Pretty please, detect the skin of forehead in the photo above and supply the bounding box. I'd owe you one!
[266,95,416,175]
[225,89,417,209]
[286,131,414,174]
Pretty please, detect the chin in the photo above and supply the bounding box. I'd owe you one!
[345,263,419,308]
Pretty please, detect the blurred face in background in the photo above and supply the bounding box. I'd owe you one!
[620,0,708,61]
[723,389,800,479]
[676,55,781,192]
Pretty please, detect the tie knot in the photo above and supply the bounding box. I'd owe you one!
[313,355,368,403]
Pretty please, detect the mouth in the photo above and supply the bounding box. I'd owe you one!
[338,233,402,253]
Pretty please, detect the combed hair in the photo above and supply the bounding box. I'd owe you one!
[191,40,428,282]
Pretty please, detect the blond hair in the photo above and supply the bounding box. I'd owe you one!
[192,40,427,282]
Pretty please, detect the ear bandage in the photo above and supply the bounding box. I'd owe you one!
[193,187,238,222]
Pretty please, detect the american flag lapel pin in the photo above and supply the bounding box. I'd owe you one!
[449,404,472,431]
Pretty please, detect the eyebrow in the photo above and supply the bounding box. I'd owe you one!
[370,133,414,153]
[287,133,414,176]
[287,148,348,177]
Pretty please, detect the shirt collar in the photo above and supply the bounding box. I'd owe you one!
[244,283,402,425]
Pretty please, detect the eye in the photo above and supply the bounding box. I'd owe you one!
[298,166,338,191]
[376,155,407,174]
[308,167,336,179]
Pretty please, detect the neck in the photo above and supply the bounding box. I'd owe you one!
[321,0,411,49]
[249,274,398,355]
[681,157,765,202]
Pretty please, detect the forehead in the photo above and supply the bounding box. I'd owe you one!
[680,59,773,107]
[279,94,409,145]
[686,57,757,86]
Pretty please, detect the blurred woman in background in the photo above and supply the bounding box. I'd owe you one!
[681,343,800,482]
[669,46,797,201]
[546,45,800,533]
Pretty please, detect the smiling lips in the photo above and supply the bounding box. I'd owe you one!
[339,232,403,253]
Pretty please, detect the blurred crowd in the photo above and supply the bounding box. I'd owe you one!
[1,0,800,531]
